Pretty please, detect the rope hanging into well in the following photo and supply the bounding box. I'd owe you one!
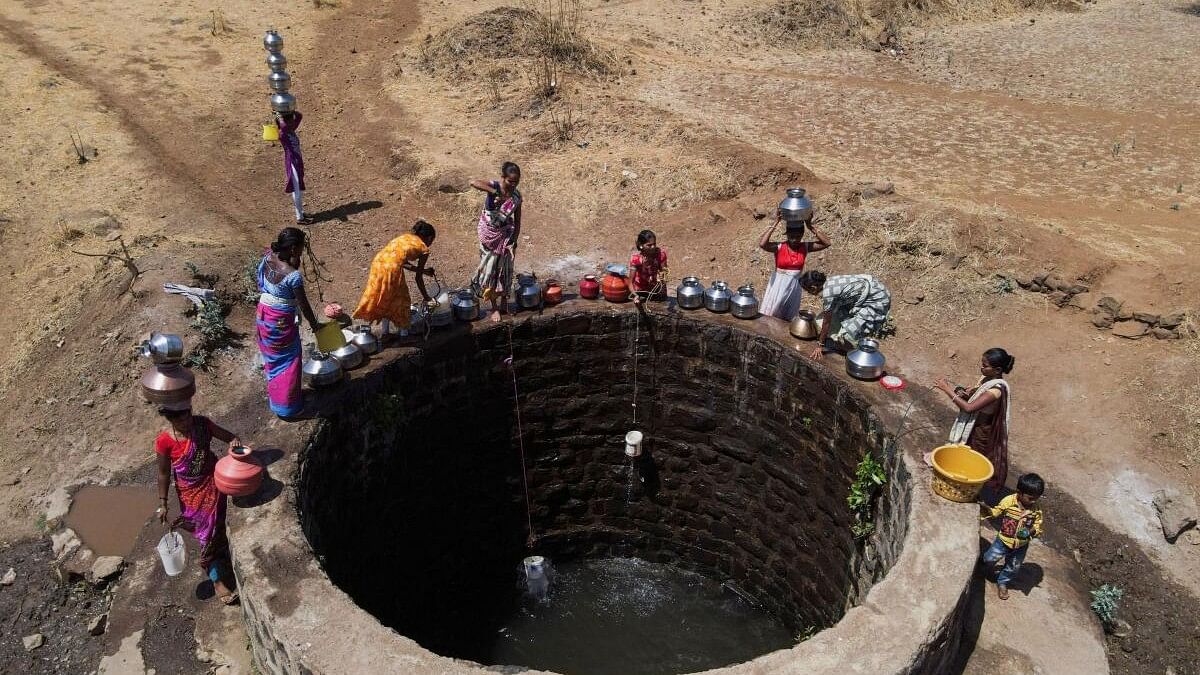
[628,264,667,425]
[504,317,536,548]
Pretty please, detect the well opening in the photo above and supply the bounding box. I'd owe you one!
[297,311,907,673]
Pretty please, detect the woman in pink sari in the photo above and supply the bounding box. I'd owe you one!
[469,162,522,322]
[154,401,243,604]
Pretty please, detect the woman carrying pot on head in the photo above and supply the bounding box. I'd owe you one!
[154,400,243,605]
[256,227,322,419]
[469,162,522,322]
[931,348,1016,500]
[352,220,437,343]
[275,110,309,224]
[800,271,892,359]
[757,214,830,320]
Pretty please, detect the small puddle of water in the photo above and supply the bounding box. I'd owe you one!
[64,485,159,557]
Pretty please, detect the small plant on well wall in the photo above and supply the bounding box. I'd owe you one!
[847,452,886,540]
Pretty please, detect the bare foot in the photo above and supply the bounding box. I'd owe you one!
[489,310,502,322]
[214,580,240,605]
[923,451,934,467]
[997,585,1009,600]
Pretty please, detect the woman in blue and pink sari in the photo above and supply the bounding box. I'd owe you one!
[256,227,321,418]
[154,400,243,604]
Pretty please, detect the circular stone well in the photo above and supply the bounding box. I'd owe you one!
[230,307,978,675]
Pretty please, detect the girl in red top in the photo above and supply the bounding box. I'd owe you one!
[627,229,668,305]
[757,215,830,320]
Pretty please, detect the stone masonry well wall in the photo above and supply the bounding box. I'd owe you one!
[296,311,904,665]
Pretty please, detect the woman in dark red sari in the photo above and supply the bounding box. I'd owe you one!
[154,400,243,604]
[932,348,1015,501]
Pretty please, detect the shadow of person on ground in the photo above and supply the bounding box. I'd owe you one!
[307,200,383,225]
[1005,561,1043,596]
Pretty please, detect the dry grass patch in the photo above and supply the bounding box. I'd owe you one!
[418,4,620,85]
[742,0,1083,49]
[815,193,1014,326]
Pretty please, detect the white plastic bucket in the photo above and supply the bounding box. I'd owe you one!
[625,430,643,458]
[157,531,186,576]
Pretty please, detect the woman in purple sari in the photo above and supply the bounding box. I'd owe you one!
[154,400,243,604]
[256,228,321,418]
[276,111,308,223]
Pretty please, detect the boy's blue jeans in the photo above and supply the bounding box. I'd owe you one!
[982,537,1027,587]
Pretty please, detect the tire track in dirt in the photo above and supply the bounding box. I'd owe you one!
[0,15,260,241]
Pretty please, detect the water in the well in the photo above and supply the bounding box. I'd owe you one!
[64,485,159,556]
[489,557,794,675]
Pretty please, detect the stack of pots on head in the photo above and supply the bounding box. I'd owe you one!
[264,30,296,113]
[140,333,196,405]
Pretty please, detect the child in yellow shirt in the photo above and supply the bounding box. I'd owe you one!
[979,473,1044,600]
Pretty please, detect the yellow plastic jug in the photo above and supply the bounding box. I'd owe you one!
[315,322,347,353]
[262,123,280,142]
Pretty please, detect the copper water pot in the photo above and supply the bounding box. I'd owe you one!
[141,364,196,404]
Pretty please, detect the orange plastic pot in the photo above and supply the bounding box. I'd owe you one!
[601,271,628,303]
[544,279,563,305]
[214,446,264,497]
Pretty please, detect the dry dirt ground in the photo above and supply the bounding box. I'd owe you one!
[0,0,1198,672]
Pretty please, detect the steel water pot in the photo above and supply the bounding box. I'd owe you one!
[778,187,813,223]
[350,325,380,355]
[267,70,291,93]
[846,338,886,380]
[270,92,296,113]
[731,284,759,319]
[141,332,184,365]
[703,281,732,313]
[330,342,363,370]
[303,350,343,387]
[675,276,704,309]
[790,310,819,339]
[263,30,284,53]
[516,274,542,309]
[266,51,288,72]
[451,289,479,321]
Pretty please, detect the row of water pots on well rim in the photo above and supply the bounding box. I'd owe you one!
[676,278,759,319]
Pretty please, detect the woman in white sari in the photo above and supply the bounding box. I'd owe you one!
[931,348,1016,500]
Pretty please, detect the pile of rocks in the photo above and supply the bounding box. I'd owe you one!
[1012,271,1090,307]
[1089,297,1188,340]
[1011,271,1191,340]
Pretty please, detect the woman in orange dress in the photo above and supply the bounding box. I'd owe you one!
[352,220,437,340]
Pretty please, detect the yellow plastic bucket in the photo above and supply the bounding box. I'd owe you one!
[262,123,280,142]
[930,444,994,503]
[315,321,347,353]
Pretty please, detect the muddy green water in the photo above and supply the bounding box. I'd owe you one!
[487,557,795,674]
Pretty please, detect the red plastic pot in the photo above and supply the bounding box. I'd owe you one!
[214,446,264,497]
[579,275,600,300]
